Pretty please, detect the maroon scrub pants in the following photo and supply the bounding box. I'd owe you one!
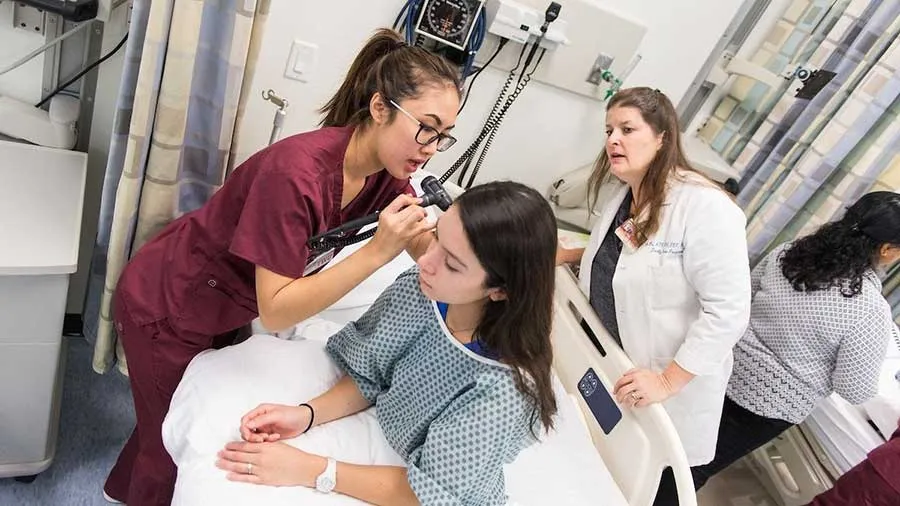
[103,290,236,505]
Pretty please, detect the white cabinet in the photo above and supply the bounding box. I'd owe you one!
[0,140,87,478]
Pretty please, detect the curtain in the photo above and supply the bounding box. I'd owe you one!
[83,0,270,374]
[697,0,900,320]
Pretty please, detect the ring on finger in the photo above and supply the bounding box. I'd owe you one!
[247,462,253,475]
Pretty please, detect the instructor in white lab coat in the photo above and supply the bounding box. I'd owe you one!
[568,87,751,505]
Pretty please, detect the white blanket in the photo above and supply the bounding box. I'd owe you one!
[162,320,627,506]
[861,335,900,440]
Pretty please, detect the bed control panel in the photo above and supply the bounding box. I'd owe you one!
[578,368,622,435]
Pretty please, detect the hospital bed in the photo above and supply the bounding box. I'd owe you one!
[160,174,697,506]
[745,334,900,505]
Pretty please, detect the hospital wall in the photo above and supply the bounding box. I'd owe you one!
[0,0,743,314]
[232,0,746,190]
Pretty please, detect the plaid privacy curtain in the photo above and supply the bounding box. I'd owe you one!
[696,0,900,320]
[83,0,270,374]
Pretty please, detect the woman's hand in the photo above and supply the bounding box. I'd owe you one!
[216,441,326,487]
[240,403,311,443]
[613,368,674,408]
[556,245,585,266]
[367,194,434,263]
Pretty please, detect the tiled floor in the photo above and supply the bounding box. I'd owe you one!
[699,460,780,506]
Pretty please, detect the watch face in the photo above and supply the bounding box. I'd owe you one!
[317,475,335,493]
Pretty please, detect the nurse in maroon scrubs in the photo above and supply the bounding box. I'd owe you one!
[103,28,462,506]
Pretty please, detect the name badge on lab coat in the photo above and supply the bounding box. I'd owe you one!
[303,248,335,276]
[615,218,641,251]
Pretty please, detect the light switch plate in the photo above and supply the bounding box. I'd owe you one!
[285,39,318,82]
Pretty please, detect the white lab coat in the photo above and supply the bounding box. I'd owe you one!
[578,170,751,465]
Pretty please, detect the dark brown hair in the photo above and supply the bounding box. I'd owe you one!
[456,181,558,434]
[319,28,461,128]
[781,191,900,296]
[587,87,716,247]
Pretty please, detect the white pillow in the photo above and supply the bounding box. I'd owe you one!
[316,239,416,325]
[163,330,626,506]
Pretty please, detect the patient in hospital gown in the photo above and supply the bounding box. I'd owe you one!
[213,181,560,506]
[326,267,535,504]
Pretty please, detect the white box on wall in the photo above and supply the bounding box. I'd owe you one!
[477,0,646,102]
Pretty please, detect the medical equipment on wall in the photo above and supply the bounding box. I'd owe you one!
[792,66,836,100]
[414,0,484,52]
[439,1,562,190]
[0,18,90,147]
[394,0,488,83]
[0,20,93,77]
[0,7,129,148]
[706,51,836,101]
[261,89,289,146]
[306,175,453,253]
[587,52,641,101]
[12,0,99,21]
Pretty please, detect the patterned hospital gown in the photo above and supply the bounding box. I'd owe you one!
[326,268,538,505]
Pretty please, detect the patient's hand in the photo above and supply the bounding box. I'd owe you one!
[217,441,326,487]
[240,403,312,443]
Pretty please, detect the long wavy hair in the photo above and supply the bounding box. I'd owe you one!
[587,87,721,247]
[780,191,900,297]
[456,182,558,433]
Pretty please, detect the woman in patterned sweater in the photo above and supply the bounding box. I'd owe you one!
[690,191,900,492]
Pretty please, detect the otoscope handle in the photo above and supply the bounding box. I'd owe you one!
[307,212,379,246]
[335,212,380,234]
[307,176,452,251]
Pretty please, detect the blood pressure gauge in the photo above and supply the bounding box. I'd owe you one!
[414,0,484,51]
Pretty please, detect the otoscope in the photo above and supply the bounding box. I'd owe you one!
[307,176,453,253]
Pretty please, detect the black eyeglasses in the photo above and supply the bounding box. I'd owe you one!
[389,99,457,152]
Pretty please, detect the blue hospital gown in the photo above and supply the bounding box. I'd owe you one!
[325,268,538,505]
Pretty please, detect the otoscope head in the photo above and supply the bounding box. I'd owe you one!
[419,176,453,211]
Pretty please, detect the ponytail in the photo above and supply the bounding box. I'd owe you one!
[319,28,461,128]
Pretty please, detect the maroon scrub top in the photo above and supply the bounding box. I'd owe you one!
[118,126,412,337]
[869,419,900,495]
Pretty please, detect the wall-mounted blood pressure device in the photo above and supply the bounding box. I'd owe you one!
[413,0,486,51]
[396,0,486,72]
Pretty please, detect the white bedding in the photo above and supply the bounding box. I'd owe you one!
[219,172,690,505]
[804,394,884,475]
[163,320,628,506]
[862,334,900,439]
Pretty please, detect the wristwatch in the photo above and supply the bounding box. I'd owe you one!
[315,457,337,494]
